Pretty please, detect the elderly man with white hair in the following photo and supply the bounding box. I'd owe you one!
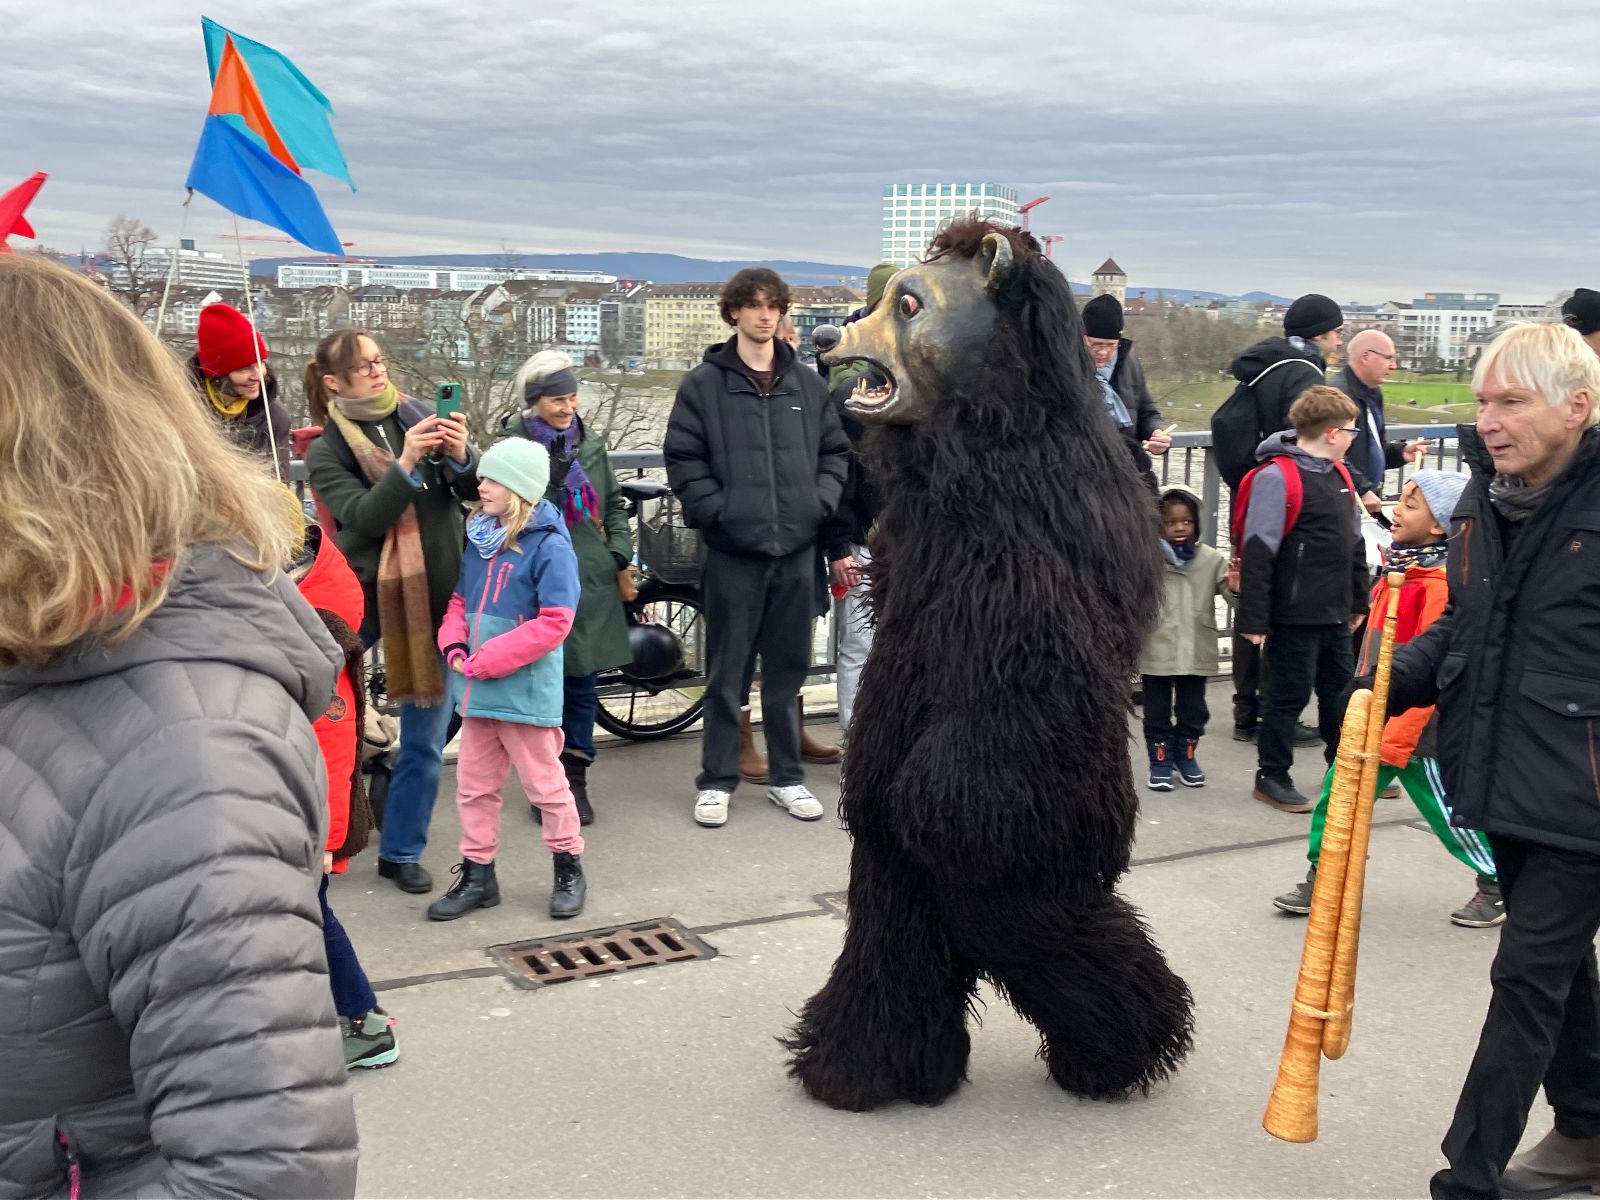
[1383,322,1600,1200]
[1335,328,1428,511]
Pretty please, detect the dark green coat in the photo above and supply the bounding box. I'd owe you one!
[501,414,633,677]
[304,399,479,641]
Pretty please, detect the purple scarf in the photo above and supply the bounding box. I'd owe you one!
[524,413,598,528]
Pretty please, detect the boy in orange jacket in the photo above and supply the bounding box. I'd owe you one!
[290,521,400,1068]
[1271,469,1502,927]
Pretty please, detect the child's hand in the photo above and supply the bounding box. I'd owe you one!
[1225,562,1241,593]
[323,851,334,874]
[447,649,470,675]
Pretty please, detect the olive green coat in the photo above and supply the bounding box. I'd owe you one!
[501,414,633,677]
[1138,487,1236,678]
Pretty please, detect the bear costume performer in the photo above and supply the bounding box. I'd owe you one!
[784,219,1194,1111]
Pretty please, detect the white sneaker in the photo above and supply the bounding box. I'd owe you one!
[769,784,824,821]
[693,789,731,827]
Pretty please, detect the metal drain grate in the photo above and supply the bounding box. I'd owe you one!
[491,918,715,989]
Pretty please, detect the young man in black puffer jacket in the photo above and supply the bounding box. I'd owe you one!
[664,268,850,830]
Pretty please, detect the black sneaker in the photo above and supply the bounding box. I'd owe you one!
[1253,772,1313,813]
[1451,887,1506,928]
[1273,867,1316,915]
[1293,722,1323,747]
[1146,740,1174,792]
[1232,725,1258,743]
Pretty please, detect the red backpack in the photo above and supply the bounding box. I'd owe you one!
[1229,455,1356,564]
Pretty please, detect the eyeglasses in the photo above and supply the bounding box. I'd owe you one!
[355,356,386,376]
[1365,349,1398,363]
[1338,426,1361,435]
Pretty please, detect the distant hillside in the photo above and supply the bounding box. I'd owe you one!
[248,251,871,285]
[242,249,1296,305]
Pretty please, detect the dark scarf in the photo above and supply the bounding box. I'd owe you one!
[1161,538,1197,567]
[1489,473,1558,523]
[1383,540,1447,571]
[524,414,598,528]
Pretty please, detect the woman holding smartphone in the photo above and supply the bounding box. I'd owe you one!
[500,350,632,824]
[303,329,479,895]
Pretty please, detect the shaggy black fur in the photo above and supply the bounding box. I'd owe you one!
[784,219,1194,1111]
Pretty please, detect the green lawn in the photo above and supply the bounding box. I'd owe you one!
[1146,371,1476,428]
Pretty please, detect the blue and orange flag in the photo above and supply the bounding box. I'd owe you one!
[185,19,349,254]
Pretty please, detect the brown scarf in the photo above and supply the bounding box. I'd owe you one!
[326,398,445,707]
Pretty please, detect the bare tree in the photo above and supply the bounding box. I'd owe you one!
[581,375,672,449]
[102,215,163,316]
[387,313,526,438]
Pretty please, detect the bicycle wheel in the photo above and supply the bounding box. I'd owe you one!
[595,595,708,740]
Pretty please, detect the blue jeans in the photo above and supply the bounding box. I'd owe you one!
[320,874,377,1019]
[377,653,453,863]
[563,672,599,761]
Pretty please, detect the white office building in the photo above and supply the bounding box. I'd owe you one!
[880,182,1019,267]
[110,245,248,291]
[276,262,617,292]
[1395,292,1499,369]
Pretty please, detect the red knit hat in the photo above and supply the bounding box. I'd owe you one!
[196,303,269,378]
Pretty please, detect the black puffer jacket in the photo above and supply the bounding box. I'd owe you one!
[0,545,359,1198]
[664,336,849,557]
[1228,336,1326,438]
[1389,426,1600,855]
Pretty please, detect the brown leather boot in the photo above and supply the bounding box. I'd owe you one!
[798,697,841,764]
[739,706,769,783]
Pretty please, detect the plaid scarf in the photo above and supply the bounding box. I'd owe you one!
[325,396,445,707]
[524,414,598,528]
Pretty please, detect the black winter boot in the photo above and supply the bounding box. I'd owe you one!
[550,852,586,919]
[562,752,594,826]
[426,859,500,921]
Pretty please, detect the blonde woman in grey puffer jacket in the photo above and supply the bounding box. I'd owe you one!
[0,254,358,1199]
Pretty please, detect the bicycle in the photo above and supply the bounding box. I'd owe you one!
[593,478,709,740]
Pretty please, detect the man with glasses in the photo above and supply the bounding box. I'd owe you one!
[1234,386,1370,812]
[1335,329,1429,513]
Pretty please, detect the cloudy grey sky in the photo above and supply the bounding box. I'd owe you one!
[11,0,1599,301]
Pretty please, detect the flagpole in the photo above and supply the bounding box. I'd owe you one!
[230,213,284,484]
[152,190,194,339]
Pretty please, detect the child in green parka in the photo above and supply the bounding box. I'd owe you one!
[1138,487,1235,791]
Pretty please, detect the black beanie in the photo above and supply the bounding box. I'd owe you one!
[1563,288,1600,336]
[1082,294,1124,340]
[1284,293,1343,339]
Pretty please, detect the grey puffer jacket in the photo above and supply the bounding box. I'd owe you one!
[0,545,359,1198]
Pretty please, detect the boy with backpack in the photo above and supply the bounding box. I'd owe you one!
[1234,385,1369,813]
[1213,294,1344,744]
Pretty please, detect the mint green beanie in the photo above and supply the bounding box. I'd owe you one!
[477,438,549,504]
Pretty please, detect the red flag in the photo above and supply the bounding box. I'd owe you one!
[0,171,46,252]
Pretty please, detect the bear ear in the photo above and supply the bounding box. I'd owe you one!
[978,232,1014,293]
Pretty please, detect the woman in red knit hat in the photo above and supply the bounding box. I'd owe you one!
[187,302,291,480]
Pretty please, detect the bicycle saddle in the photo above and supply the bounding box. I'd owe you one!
[620,478,672,504]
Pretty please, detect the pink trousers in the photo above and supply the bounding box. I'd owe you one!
[454,717,584,862]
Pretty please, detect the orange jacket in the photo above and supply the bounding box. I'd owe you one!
[1358,561,1448,768]
[294,529,365,871]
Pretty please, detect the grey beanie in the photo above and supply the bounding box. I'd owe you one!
[1410,469,1470,538]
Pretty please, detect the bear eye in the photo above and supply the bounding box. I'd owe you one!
[897,293,920,318]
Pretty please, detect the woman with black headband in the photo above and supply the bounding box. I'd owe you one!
[499,351,632,823]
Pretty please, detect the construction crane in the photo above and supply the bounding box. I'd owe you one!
[219,232,362,263]
[1040,234,1063,259]
[1017,196,1051,232]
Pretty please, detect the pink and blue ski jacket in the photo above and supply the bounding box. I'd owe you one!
[438,500,580,726]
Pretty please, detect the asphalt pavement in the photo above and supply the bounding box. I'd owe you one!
[329,681,1530,1199]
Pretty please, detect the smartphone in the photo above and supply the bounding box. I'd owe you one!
[436,382,463,420]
